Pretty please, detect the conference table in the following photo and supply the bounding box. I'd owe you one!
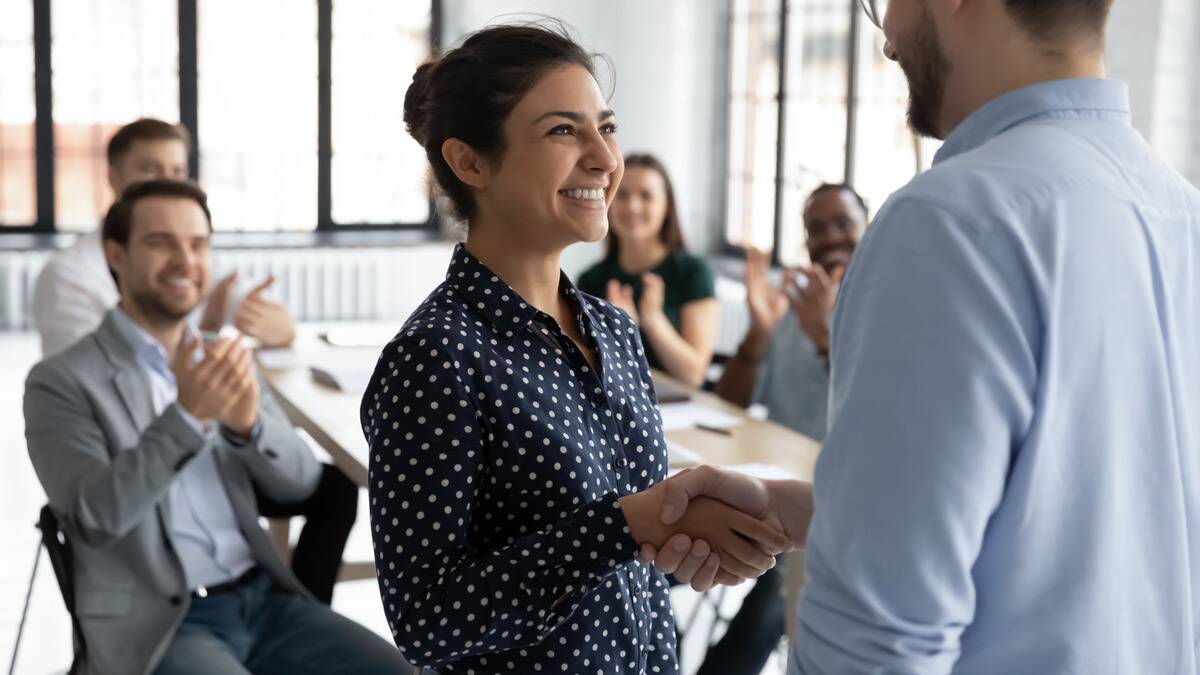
[258,322,821,637]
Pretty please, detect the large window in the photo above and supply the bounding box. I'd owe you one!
[198,1,317,231]
[726,0,939,266]
[52,0,178,231]
[0,0,36,226]
[0,0,436,233]
[331,0,431,225]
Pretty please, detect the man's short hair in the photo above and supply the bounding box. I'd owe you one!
[106,118,191,167]
[101,180,213,287]
[808,183,869,221]
[1004,0,1114,41]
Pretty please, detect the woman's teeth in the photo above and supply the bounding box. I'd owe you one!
[166,277,193,288]
[560,188,605,201]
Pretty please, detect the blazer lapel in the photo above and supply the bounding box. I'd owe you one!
[94,310,181,550]
[95,312,155,432]
[112,368,154,433]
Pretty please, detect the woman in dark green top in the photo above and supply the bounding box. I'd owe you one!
[577,154,719,387]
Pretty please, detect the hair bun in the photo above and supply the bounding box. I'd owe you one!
[403,61,437,145]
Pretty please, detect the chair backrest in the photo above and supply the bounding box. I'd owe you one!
[37,505,83,673]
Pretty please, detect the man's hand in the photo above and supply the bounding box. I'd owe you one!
[198,271,239,334]
[620,482,788,581]
[233,276,296,348]
[213,341,259,437]
[637,466,813,591]
[607,280,640,323]
[785,266,844,354]
[171,336,250,423]
[744,248,789,335]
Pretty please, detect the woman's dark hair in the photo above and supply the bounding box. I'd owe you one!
[403,23,599,222]
[605,153,686,259]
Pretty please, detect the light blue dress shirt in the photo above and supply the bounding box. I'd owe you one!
[110,309,257,591]
[792,79,1200,674]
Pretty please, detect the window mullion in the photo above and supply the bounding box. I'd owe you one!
[33,0,54,232]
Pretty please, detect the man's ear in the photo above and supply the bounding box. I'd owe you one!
[441,138,490,190]
[103,239,126,285]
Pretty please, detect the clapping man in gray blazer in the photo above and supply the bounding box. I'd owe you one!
[24,179,412,675]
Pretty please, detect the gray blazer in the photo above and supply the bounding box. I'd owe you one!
[24,311,321,675]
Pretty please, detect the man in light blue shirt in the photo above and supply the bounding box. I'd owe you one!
[109,308,261,593]
[643,0,1200,672]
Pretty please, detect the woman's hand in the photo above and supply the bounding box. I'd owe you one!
[620,482,787,582]
[637,273,668,331]
[606,279,640,323]
[637,467,812,591]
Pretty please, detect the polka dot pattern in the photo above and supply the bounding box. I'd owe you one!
[362,245,679,674]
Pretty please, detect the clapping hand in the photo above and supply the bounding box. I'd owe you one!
[637,273,667,331]
[744,248,789,334]
[233,276,296,348]
[171,335,256,429]
[607,280,640,323]
[784,265,844,355]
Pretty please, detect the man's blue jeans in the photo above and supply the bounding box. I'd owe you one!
[154,571,413,675]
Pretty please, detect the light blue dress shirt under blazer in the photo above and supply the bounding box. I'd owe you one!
[110,308,257,591]
[792,79,1200,674]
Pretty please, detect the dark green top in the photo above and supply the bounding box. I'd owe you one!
[576,249,716,369]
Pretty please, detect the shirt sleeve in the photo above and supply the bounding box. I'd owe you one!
[362,332,641,668]
[792,197,1039,674]
[32,253,112,358]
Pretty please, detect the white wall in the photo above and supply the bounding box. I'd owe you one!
[1106,0,1200,186]
[439,0,731,277]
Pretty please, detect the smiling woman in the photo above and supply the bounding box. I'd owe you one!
[363,21,786,675]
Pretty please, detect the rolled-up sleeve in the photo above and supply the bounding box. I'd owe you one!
[792,198,1038,674]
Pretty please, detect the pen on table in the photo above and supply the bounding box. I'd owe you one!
[695,423,733,436]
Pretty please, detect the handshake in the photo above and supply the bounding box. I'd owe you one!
[618,466,814,591]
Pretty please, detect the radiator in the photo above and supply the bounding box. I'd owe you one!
[714,275,750,357]
[0,251,52,331]
[0,243,455,332]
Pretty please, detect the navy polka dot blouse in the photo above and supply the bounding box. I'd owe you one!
[362,244,679,674]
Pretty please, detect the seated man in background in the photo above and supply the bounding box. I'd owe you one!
[696,183,867,675]
[715,183,868,438]
[24,180,411,675]
[32,117,295,357]
[31,118,355,605]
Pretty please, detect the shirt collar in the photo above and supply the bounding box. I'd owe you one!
[109,305,194,377]
[445,243,602,338]
[935,78,1131,165]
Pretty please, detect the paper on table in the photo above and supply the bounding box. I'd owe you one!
[666,439,704,468]
[658,402,743,433]
[256,348,302,370]
[726,463,801,481]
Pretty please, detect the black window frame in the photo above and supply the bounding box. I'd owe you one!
[721,0,871,266]
[2,0,441,235]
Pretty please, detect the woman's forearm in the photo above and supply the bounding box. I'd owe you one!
[640,299,720,387]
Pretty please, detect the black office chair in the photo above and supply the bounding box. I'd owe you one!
[8,506,82,675]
